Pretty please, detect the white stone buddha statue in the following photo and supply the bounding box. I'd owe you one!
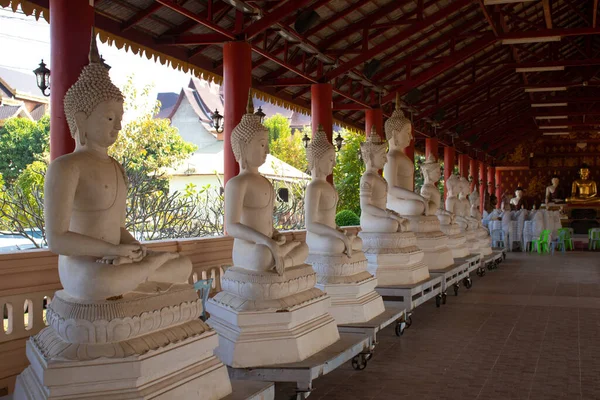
[14,34,232,400]
[206,95,338,368]
[304,125,384,324]
[463,177,492,255]
[469,184,482,220]
[420,154,452,225]
[383,108,428,216]
[439,173,469,258]
[305,125,362,256]
[357,129,429,285]
[359,128,409,233]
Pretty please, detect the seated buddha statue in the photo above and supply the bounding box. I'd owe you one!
[383,106,428,216]
[225,95,308,275]
[545,176,565,204]
[359,128,409,233]
[567,167,600,204]
[420,154,452,225]
[510,187,528,210]
[44,39,192,301]
[305,125,362,256]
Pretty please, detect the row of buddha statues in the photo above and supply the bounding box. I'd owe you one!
[14,35,492,399]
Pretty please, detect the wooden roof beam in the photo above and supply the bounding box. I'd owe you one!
[121,3,162,31]
[243,0,313,39]
[324,0,473,81]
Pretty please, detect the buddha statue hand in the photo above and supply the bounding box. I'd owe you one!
[386,209,409,231]
[268,233,300,275]
[95,243,145,265]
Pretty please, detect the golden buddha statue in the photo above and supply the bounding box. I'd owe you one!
[566,167,600,204]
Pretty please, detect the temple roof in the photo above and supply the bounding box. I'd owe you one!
[5,0,600,161]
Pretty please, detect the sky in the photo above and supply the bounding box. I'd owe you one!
[0,6,194,99]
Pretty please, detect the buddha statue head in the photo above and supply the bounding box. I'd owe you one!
[515,187,523,198]
[579,166,591,180]
[307,124,335,177]
[421,153,441,184]
[64,33,124,148]
[384,106,412,149]
[231,92,270,170]
[551,175,560,186]
[361,127,387,170]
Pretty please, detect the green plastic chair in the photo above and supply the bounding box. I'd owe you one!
[589,228,600,250]
[531,229,551,254]
[556,228,574,252]
[193,278,214,321]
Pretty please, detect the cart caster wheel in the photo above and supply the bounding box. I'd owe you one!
[395,322,404,337]
[435,294,442,308]
[442,292,447,304]
[352,354,368,370]
[463,277,472,289]
[487,262,493,270]
[293,392,310,400]
[454,283,460,296]
[364,352,373,361]
[405,315,413,329]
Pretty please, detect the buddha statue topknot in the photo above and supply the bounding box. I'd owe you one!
[304,125,384,324]
[14,33,232,400]
[206,94,338,368]
[357,128,430,285]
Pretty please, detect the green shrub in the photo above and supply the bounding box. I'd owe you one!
[335,210,360,227]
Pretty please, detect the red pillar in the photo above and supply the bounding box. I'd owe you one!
[495,169,503,208]
[488,166,495,207]
[311,83,333,183]
[479,161,487,213]
[365,108,383,139]
[443,147,455,200]
[223,41,252,185]
[458,154,470,179]
[425,138,438,161]
[469,158,478,193]
[49,0,94,160]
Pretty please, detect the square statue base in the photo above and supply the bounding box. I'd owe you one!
[14,330,232,400]
[316,276,385,325]
[404,215,455,270]
[206,293,339,368]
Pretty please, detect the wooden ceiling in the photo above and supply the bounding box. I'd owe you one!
[21,0,600,160]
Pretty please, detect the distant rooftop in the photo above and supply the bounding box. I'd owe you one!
[0,66,47,101]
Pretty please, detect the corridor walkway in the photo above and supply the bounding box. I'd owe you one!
[277,252,600,400]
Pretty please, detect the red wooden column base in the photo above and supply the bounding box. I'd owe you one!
[49,0,94,160]
[223,41,252,186]
[311,83,334,183]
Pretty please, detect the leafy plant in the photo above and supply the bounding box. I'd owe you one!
[335,210,360,227]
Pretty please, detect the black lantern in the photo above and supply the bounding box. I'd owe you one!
[334,131,344,152]
[212,109,224,133]
[254,106,266,123]
[302,132,311,148]
[33,59,50,97]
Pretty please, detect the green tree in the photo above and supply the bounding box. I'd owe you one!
[0,115,49,184]
[263,113,291,142]
[270,125,309,173]
[333,129,364,216]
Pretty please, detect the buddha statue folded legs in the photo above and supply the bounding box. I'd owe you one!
[383,107,454,269]
[303,126,384,324]
[206,100,338,368]
[355,129,430,286]
[14,35,232,400]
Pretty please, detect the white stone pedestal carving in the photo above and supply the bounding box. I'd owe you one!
[403,215,454,269]
[206,264,339,368]
[439,223,470,258]
[358,231,430,286]
[306,252,384,324]
[13,285,232,400]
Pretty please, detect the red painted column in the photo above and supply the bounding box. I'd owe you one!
[365,108,383,139]
[49,0,94,160]
[495,169,503,208]
[311,83,333,183]
[469,158,478,193]
[223,41,252,185]
[458,154,470,179]
[425,138,438,161]
[479,161,487,213]
[488,166,495,207]
[443,147,455,199]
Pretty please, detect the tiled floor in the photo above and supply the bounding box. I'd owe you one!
[275,252,600,400]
